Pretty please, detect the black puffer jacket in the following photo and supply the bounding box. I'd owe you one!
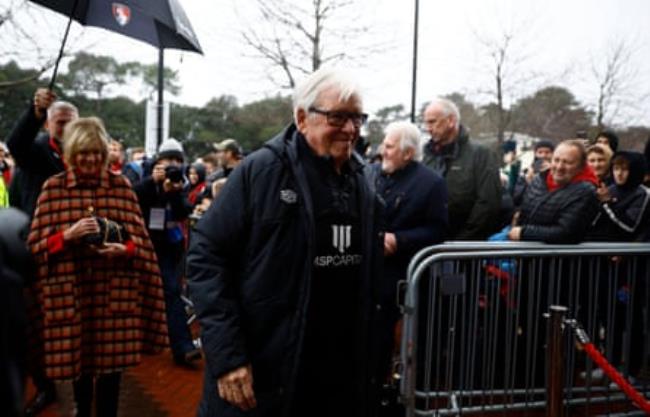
[187,124,389,417]
[519,170,599,243]
[588,151,650,241]
[7,104,64,218]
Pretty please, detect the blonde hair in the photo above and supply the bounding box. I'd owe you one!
[63,117,109,169]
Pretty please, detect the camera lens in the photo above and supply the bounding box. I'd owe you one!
[165,165,183,183]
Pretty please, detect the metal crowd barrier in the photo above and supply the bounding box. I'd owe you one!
[398,242,650,416]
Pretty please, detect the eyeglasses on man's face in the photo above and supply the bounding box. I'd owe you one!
[308,107,368,128]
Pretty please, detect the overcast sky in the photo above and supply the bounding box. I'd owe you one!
[5,0,650,126]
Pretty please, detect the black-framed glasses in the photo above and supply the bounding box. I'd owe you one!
[308,107,368,128]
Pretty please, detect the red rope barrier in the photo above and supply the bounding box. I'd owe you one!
[582,342,650,413]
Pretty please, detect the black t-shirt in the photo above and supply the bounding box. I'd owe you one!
[295,134,363,404]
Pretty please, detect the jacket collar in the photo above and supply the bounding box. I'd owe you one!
[49,136,67,168]
[425,125,469,159]
[543,164,599,192]
[266,123,364,174]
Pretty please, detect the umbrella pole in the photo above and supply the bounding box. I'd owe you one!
[410,0,420,123]
[157,48,165,149]
[48,0,81,90]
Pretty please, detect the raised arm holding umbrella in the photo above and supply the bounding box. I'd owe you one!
[28,0,203,147]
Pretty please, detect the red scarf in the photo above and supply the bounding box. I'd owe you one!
[49,136,68,170]
[546,165,599,192]
[109,161,123,175]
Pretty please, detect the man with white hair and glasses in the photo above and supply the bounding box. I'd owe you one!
[188,68,391,417]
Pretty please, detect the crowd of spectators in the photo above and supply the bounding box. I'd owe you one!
[1,73,650,417]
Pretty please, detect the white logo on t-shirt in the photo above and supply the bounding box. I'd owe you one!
[332,224,352,254]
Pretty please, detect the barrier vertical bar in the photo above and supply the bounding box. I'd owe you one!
[547,305,567,417]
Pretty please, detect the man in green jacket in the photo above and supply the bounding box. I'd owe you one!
[422,98,501,240]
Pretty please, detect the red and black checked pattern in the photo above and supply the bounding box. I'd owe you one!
[28,169,168,380]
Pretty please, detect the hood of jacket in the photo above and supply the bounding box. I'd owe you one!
[611,151,646,192]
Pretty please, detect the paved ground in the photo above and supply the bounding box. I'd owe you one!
[28,349,204,417]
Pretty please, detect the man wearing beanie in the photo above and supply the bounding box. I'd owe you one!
[134,138,200,366]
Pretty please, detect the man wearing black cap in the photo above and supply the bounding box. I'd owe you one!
[134,138,200,366]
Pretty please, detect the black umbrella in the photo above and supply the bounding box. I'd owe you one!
[30,0,203,146]
[30,0,203,86]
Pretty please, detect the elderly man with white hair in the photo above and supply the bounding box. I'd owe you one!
[373,120,448,285]
[188,68,390,417]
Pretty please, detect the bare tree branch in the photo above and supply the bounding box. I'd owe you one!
[237,0,383,90]
[588,39,639,128]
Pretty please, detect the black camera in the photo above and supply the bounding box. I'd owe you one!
[165,165,184,183]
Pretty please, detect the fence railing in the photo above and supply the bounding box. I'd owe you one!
[398,242,650,416]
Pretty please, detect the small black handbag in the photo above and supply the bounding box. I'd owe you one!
[83,216,129,246]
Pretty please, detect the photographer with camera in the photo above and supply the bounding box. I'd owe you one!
[134,138,200,367]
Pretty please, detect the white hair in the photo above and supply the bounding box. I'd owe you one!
[47,101,78,119]
[292,67,363,121]
[427,97,460,129]
[385,121,423,161]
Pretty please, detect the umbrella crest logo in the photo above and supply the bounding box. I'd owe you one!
[112,3,131,27]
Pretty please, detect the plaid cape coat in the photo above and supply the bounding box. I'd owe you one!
[28,168,168,380]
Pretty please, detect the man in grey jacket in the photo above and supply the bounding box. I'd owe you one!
[422,98,501,240]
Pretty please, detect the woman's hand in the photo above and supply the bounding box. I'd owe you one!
[63,217,100,242]
[94,243,128,258]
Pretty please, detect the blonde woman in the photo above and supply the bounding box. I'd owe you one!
[28,117,167,417]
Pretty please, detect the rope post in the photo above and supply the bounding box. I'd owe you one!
[546,305,567,417]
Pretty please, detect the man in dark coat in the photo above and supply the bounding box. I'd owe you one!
[6,88,78,416]
[7,88,78,218]
[371,121,448,317]
[187,68,390,417]
[508,139,600,243]
[0,208,32,417]
[422,98,501,240]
